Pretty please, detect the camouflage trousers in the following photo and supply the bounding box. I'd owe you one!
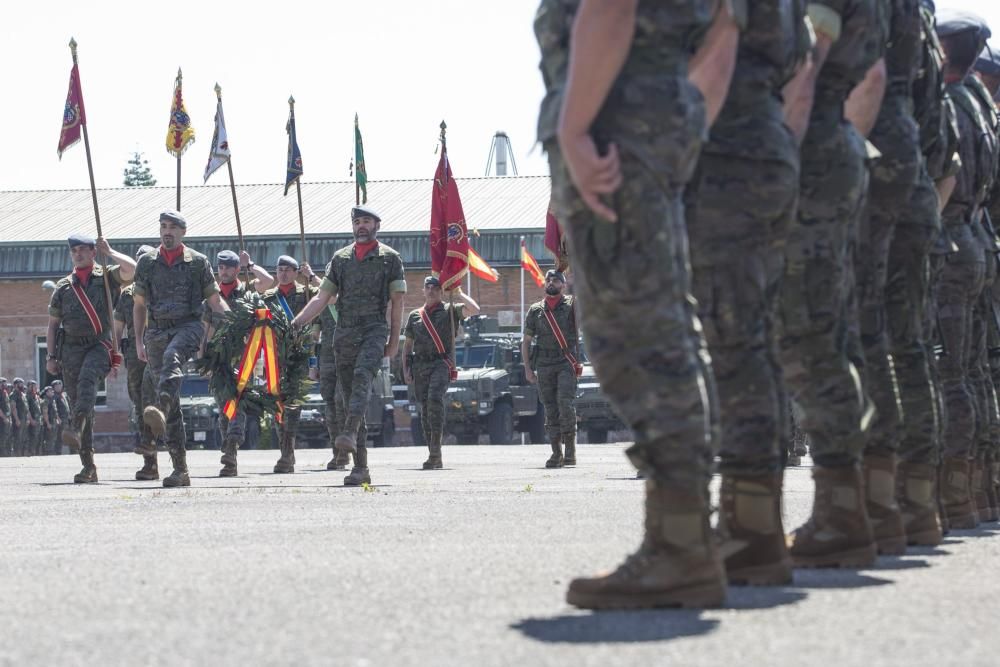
[276,404,302,445]
[779,121,871,466]
[936,223,986,460]
[42,424,57,455]
[687,153,797,474]
[536,361,577,439]
[0,421,8,456]
[216,391,246,447]
[125,341,146,424]
[11,424,27,456]
[547,145,714,485]
[334,320,387,421]
[144,320,204,451]
[320,338,346,446]
[413,358,450,439]
[970,253,1000,460]
[61,339,112,454]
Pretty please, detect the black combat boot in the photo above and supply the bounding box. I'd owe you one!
[220,436,239,477]
[273,431,295,474]
[423,431,443,470]
[563,432,577,466]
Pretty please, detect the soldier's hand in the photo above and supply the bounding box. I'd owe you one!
[239,250,252,267]
[384,338,399,360]
[557,133,621,223]
[136,340,148,363]
[45,359,60,375]
[96,236,112,257]
[301,263,314,279]
[109,366,119,381]
[525,367,537,384]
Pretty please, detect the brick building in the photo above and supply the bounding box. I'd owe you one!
[0,175,555,435]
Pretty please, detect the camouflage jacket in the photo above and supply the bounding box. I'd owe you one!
[524,295,578,367]
[27,391,41,420]
[53,391,70,419]
[914,3,961,183]
[10,389,27,421]
[114,284,137,338]
[943,78,998,223]
[0,388,8,420]
[319,303,338,344]
[133,246,218,326]
[262,283,318,321]
[321,242,406,326]
[404,303,464,361]
[48,264,125,340]
[43,395,58,424]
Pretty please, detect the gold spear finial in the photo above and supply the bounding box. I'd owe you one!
[288,95,295,107]
[214,83,222,99]
[177,67,182,80]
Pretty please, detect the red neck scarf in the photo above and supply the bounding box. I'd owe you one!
[279,282,297,297]
[74,264,95,287]
[425,301,442,314]
[355,240,378,261]
[160,244,185,267]
[219,280,239,299]
[545,295,562,310]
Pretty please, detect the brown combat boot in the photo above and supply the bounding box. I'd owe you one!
[862,452,907,555]
[344,445,371,486]
[142,405,167,437]
[940,457,978,529]
[896,460,943,546]
[327,448,350,471]
[973,456,997,522]
[563,432,577,466]
[545,435,564,469]
[787,464,877,568]
[219,436,239,477]
[566,480,726,609]
[162,448,191,488]
[73,448,98,484]
[717,472,792,586]
[335,415,362,454]
[62,414,85,449]
[273,431,295,474]
[135,453,159,481]
[422,431,443,470]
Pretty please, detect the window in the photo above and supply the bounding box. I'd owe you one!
[35,336,106,405]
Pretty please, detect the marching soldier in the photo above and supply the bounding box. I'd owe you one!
[292,205,406,487]
[0,378,9,456]
[51,379,70,455]
[26,380,42,456]
[261,254,319,474]
[208,249,273,477]
[46,234,136,482]
[114,244,156,479]
[10,378,27,457]
[134,211,227,488]
[403,276,480,469]
[521,270,579,468]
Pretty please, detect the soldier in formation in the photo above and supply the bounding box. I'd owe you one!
[0,378,9,456]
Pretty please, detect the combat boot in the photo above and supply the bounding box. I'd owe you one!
[344,445,371,486]
[327,448,350,471]
[422,430,443,470]
[973,456,997,522]
[717,472,792,586]
[273,432,295,474]
[787,464,877,568]
[896,460,943,546]
[135,453,159,481]
[940,457,978,529]
[545,435,564,469]
[73,448,98,484]
[566,480,726,609]
[937,465,950,536]
[862,452,906,555]
[990,458,1000,521]
[62,413,85,449]
[563,432,577,466]
[162,448,191,488]
[335,415,362,454]
[219,436,239,477]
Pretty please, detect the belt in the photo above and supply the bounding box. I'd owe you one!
[414,353,448,363]
[62,333,105,346]
[150,315,199,329]
[337,313,386,328]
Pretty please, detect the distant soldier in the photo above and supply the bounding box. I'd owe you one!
[0,377,11,456]
[403,276,480,469]
[261,254,320,474]
[46,234,136,482]
[292,205,406,487]
[40,385,57,456]
[522,270,579,468]
[10,378,28,457]
[26,380,42,456]
[208,249,274,477]
[134,211,227,488]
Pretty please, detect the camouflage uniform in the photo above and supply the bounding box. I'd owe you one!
[0,384,9,456]
[42,392,58,456]
[114,285,149,452]
[319,304,354,470]
[524,295,578,462]
[321,241,406,484]
[26,388,42,456]
[49,264,125,478]
[10,387,28,457]
[52,388,70,455]
[537,0,728,608]
[133,246,218,484]
[261,281,319,473]
[405,302,463,466]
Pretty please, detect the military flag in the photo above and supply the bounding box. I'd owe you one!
[165,69,195,157]
[355,114,368,204]
[469,247,499,283]
[285,101,303,196]
[57,62,86,159]
[544,200,569,273]
[203,86,231,183]
[429,123,469,291]
[521,239,545,288]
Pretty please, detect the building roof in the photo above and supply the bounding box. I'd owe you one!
[0,175,552,244]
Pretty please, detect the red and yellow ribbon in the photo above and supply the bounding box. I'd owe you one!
[223,308,284,423]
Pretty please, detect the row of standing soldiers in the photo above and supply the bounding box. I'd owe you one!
[0,378,69,456]
[535,0,1000,610]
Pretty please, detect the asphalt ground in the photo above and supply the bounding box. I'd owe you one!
[2,444,998,666]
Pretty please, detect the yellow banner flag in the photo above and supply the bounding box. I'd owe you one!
[166,68,195,157]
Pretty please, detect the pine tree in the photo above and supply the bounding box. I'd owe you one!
[123,151,157,187]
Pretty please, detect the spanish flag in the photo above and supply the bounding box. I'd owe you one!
[469,247,499,283]
[521,239,545,288]
[166,68,195,158]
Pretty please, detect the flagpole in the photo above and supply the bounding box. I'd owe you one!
[289,96,307,264]
[70,38,119,360]
[520,237,525,334]
[355,114,361,206]
[175,68,183,211]
[440,119,459,369]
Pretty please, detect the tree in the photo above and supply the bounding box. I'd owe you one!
[123,151,157,187]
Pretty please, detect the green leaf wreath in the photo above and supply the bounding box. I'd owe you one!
[195,292,313,415]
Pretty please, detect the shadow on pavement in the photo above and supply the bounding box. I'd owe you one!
[790,570,891,589]
[512,610,719,644]
[905,546,951,558]
[867,556,930,571]
[719,587,807,610]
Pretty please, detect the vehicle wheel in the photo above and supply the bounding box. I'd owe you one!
[488,402,515,445]
[374,409,396,447]
[528,404,546,443]
[587,428,609,444]
[410,414,426,447]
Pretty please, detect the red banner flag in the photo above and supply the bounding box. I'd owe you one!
[430,147,469,291]
[57,63,86,159]
[521,239,545,288]
[544,200,570,273]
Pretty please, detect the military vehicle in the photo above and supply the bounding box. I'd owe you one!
[179,369,261,450]
[573,363,627,443]
[407,316,546,445]
[297,363,396,448]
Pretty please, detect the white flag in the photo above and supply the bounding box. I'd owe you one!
[203,98,230,183]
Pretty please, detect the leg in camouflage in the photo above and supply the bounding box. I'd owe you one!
[134,364,159,480]
[333,321,385,471]
[537,363,565,468]
[273,404,301,474]
[414,360,449,470]
[320,337,347,470]
[217,398,246,477]
[61,341,110,482]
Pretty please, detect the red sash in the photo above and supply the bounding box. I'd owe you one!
[68,275,122,370]
[542,306,582,377]
[419,306,457,381]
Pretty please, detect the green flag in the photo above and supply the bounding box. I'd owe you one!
[354,113,367,204]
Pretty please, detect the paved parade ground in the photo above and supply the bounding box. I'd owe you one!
[2,444,999,666]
